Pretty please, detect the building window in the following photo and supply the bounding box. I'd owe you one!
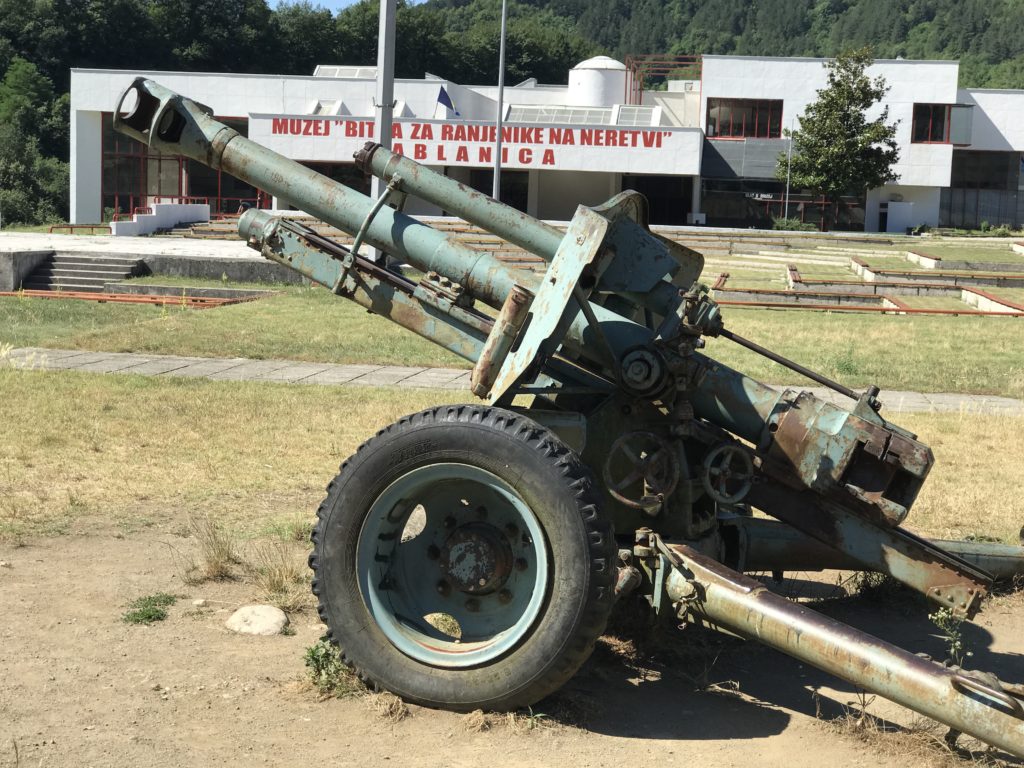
[912,104,951,143]
[912,104,974,144]
[706,99,782,139]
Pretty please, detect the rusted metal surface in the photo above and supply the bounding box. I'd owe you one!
[660,540,1024,759]
[0,289,256,309]
[470,283,534,397]
[47,224,112,235]
[745,480,991,618]
[723,516,1024,581]
[112,81,1023,752]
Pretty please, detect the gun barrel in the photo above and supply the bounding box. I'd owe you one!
[356,142,565,261]
[664,542,1024,758]
[113,78,523,309]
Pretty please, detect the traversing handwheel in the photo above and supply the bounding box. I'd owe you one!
[602,431,679,509]
[702,443,755,505]
[309,405,615,711]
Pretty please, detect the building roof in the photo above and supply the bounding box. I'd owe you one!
[572,56,626,71]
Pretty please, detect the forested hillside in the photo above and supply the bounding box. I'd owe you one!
[1,0,1022,225]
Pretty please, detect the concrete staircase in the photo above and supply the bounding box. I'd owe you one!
[22,254,144,293]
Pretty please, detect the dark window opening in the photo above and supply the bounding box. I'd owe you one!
[950,150,1018,191]
[701,178,864,231]
[706,99,783,139]
[467,169,529,213]
[912,104,951,144]
[621,174,692,225]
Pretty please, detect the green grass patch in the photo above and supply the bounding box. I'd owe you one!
[913,242,1024,263]
[705,308,1024,398]
[122,592,178,624]
[0,281,468,369]
[895,296,973,310]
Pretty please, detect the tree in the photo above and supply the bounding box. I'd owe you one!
[777,48,899,230]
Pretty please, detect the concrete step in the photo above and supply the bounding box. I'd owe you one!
[33,267,133,278]
[48,256,141,268]
[47,260,140,272]
[34,274,113,285]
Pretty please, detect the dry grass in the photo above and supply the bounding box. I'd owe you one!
[462,709,492,733]
[898,414,1024,544]
[175,513,239,584]
[0,368,461,542]
[366,691,409,723]
[820,696,1013,767]
[244,539,311,612]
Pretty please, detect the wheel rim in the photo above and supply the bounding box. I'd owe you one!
[356,463,550,668]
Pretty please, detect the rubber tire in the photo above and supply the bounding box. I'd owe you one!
[309,404,615,711]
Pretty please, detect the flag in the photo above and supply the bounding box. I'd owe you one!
[437,86,460,117]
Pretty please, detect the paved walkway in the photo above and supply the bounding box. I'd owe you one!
[5,346,1024,414]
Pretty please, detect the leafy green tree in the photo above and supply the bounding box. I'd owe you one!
[0,121,68,225]
[275,1,341,75]
[777,48,899,230]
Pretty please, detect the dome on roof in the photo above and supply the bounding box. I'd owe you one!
[572,56,626,71]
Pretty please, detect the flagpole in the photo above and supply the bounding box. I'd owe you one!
[492,0,508,201]
[370,0,397,263]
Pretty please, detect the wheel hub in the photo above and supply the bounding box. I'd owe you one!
[440,522,513,595]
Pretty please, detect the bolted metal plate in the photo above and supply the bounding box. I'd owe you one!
[485,206,611,404]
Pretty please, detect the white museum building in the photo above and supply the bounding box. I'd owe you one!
[69,54,1024,232]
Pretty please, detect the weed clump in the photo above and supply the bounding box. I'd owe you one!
[123,592,177,624]
[304,637,363,698]
[174,514,240,584]
[245,540,310,612]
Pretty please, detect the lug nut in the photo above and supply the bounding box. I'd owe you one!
[514,557,528,572]
[505,523,518,538]
[427,544,440,560]
[498,589,513,604]
[476,505,488,519]
[465,598,480,612]
[436,580,451,596]
[444,515,456,529]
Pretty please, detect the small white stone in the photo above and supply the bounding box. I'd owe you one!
[225,605,288,636]
[0,561,10,568]
[192,599,207,608]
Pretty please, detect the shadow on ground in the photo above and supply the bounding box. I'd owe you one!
[540,579,1023,764]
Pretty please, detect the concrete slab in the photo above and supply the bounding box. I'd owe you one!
[40,352,119,370]
[303,365,385,385]
[255,362,335,382]
[74,354,156,373]
[347,366,428,386]
[206,360,294,381]
[116,357,202,376]
[396,368,468,388]
[160,359,249,378]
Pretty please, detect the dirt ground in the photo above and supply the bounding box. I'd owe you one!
[2,525,1022,768]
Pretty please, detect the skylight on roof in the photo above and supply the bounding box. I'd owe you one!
[506,105,613,125]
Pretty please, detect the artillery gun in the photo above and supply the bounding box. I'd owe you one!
[114,79,1024,757]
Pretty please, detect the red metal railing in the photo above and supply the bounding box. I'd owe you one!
[48,224,112,235]
[624,54,702,106]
